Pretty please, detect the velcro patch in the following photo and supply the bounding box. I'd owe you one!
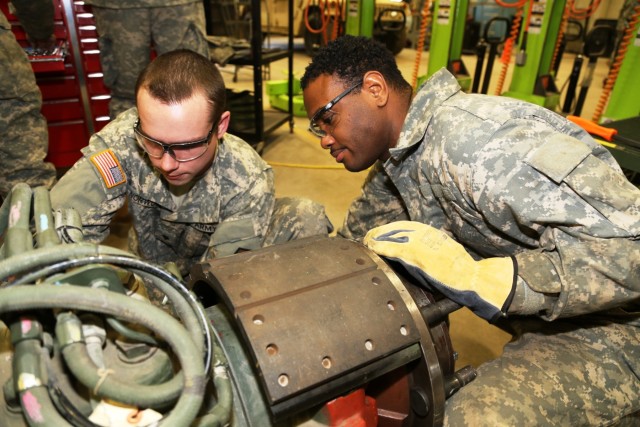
[90,149,126,189]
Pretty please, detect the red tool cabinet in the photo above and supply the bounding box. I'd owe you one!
[1,0,110,168]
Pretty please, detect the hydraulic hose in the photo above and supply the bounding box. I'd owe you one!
[33,186,60,249]
[2,183,34,258]
[60,339,183,408]
[0,284,206,426]
[5,252,213,375]
[12,323,73,427]
[0,243,132,283]
[192,329,233,427]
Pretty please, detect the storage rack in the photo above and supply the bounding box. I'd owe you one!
[212,0,295,146]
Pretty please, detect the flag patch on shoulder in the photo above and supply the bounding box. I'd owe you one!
[90,150,126,188]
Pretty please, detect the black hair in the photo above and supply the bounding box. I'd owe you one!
[300,35,411,95]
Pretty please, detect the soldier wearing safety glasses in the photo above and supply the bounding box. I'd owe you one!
[301,36,640,425]
[51,49,332,276]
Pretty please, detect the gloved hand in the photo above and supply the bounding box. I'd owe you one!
[363,221,516,322]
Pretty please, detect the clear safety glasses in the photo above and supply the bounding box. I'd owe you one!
[134,119,215,162]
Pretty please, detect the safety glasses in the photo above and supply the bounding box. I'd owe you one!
[308,82,362,138]
[134,119,215,162]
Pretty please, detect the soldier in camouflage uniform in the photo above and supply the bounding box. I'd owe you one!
[51,50,332,277]
[0,0,57,199]
[84,0,210,118]
[301,35,640,425]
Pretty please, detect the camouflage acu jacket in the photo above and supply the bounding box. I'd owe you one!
[51,109,275,275]
[342,68,640,320]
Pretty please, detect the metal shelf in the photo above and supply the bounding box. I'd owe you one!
[220,0,294,147]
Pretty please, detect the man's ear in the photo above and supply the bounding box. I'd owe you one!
[362,71,389,107]
[216,111,231,138]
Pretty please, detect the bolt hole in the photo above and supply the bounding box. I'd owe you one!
[355,258,365,265]
[240,290,251,299]
[400,325,409,336]
[387,301,396,310]
[266,344,278,356]
[365,340,374,351]
[371,276,381,286]
[253,314,264,325]
[278,374,289,387]
[322,357,332,369]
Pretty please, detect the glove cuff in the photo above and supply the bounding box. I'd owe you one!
[492,256,518,323]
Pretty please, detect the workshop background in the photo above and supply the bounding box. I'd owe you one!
[3,0,639,373]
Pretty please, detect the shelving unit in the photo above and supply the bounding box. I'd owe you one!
[216,0,295,146]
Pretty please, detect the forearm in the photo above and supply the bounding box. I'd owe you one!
[510,237,640,320]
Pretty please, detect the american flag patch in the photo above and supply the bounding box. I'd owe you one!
[90,150,126,189]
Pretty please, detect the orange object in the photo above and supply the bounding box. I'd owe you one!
[567,115,617,141]
[567,115,640,149]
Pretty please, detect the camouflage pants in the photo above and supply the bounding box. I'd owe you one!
[265,197,334,245]
[0,13,56,198]
[445,314,640,426]
[90,3,210,118]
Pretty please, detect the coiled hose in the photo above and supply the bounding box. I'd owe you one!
[2,285,205,425]
[0,183,232,426]
[495,0,533,95]
[411,0,432,89]
[592,1,640,123]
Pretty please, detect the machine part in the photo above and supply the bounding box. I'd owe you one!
[561,53,583,113]
[573,25,615,116]
[471,16,510,94]
[191,235,470,426]
[1,185,471,426]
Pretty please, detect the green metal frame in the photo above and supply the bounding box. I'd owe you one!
[426,0,471,91]
[345,0,374,37]
[502,0,565,109]
[602,21,640,122]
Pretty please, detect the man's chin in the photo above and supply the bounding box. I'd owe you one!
[163,174,191,186]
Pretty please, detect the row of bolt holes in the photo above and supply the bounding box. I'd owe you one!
[249,272,411,388]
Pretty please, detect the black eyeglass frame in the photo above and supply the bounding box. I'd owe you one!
[133,119,216,162]
[308,81,362,138]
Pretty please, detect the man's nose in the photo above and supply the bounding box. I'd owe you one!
[159,151,179,171]
[319,133,335,150]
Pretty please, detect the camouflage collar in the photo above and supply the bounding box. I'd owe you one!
[388,68,462,162]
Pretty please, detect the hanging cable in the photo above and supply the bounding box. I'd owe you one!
[592,1,640,123]
[494,6,523,95]
[411,0,432,89]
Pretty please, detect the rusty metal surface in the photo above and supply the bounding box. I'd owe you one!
[194,236,422,406]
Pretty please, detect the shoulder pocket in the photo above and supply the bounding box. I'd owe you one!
[524,134,591,184]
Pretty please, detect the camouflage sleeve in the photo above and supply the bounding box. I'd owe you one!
[339,161,409,241]
[50,138,128,243]
[10,0,54,42]
[472,126,640,320]
[207,140,276,258]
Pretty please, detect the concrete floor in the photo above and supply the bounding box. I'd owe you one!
[107,39,614,371]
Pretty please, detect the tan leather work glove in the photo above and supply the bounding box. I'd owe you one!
[364,221,517,322]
